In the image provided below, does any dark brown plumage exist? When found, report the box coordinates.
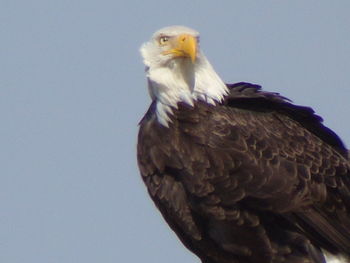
[137,82,350,263]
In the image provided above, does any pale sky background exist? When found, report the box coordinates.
[1,1,350,263]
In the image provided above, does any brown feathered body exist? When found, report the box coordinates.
[137,82,350,263]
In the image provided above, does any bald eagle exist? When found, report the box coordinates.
[137,26,350,263]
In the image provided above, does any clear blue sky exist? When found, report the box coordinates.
[1,1,350,263]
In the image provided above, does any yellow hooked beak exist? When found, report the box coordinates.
[162,34,197,63]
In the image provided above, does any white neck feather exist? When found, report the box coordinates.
[145,52,228,127]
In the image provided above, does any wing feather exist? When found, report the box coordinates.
[137,82,350,262]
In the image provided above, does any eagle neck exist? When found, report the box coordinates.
[147,53,228,127]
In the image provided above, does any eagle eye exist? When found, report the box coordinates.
[159,36,169,45]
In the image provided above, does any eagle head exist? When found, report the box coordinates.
[140,26,228,127]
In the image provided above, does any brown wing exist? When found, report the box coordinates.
[137,84,350,263]
[206,103,350,251]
